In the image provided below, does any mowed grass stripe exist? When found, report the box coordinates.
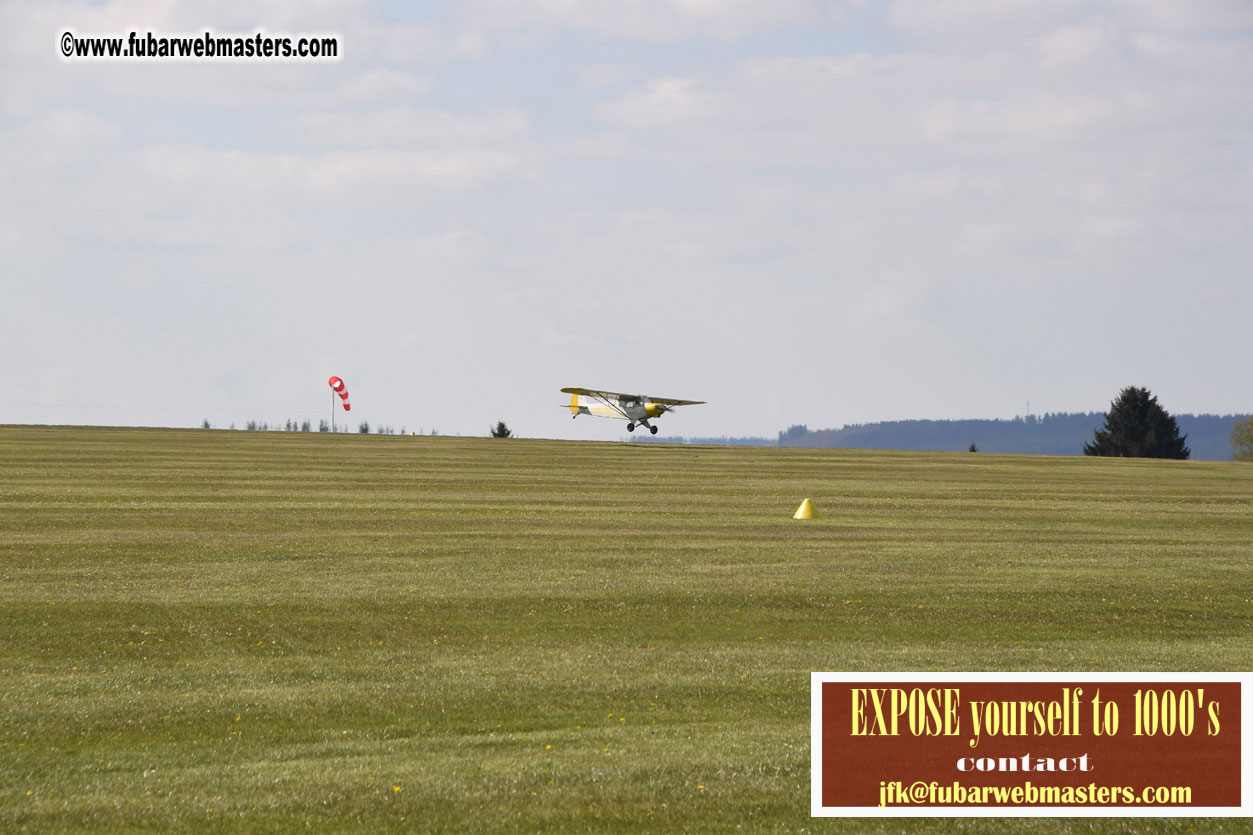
[1,426,1251,833]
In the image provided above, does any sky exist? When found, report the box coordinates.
[3,1,1251,441]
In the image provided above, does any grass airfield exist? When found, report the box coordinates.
[1,425,1251,833]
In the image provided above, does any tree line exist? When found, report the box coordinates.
[201,419,413,435]
[642,388,1249,461]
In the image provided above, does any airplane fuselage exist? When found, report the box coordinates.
[570,395,665,421]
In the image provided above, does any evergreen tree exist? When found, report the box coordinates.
[490,421,512,438]
[1084,386,1189,459]
[1231,416,1253,462]
[778,424,809,444]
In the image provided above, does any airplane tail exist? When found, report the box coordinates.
[569,392,580,415]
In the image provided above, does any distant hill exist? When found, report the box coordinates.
[638,413,1248,461]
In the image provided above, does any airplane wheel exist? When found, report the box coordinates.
[649,425,658,435]
[626,423,635,432]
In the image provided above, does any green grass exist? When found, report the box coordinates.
[1,426,1251,833]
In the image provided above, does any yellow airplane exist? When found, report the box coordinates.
[562,387,705,435]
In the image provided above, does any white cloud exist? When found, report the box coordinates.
[137,144,520,192]
[460,0,864,41]
[577,62,640,89]
[890,0,1253,47]
[350,19,488,63]
[596,76,716,129]
[1040,19,1113,66]
[889,0,1083,40]
[289,107,529,150]
[317,68,434,106]
[1108,0,1253,31]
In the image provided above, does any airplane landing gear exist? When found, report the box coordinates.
[649,425,658,435]
[626,422,635,432]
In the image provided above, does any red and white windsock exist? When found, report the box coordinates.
[328,376,351,411]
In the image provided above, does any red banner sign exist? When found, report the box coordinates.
[811,672,1251,817]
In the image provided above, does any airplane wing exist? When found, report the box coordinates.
[561,388,704,406]
[561,387,643,403]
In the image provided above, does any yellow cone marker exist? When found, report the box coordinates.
[793,498,819,519]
